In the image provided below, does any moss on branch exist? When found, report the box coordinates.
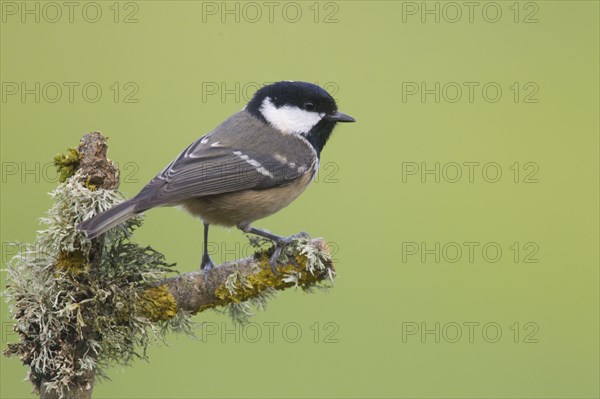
[53,147,80,183]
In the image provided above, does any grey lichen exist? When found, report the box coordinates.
[2,172,185,398]
[38,170,132,255]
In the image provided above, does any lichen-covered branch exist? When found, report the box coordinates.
[3,132,336,399]
[39,132,121,399]
[140,238,335,323]
[3,132,147,399]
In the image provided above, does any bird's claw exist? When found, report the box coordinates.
[201,254,216,282]
[269,246,282,275]
[268,232,311,275]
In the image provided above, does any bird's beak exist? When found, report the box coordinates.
[327,111,356,123]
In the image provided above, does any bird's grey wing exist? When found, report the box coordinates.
[132,111,315,211]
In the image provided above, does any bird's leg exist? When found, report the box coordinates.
[200,222,216,276]
[238,224,309,274]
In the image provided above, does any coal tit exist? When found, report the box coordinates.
[78,81,355,273]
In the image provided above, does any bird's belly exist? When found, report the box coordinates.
[179,173,312,227]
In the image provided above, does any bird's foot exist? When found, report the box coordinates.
[269,232,310,275]
[200,253,216,282]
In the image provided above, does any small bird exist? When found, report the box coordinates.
[78,81,355,273]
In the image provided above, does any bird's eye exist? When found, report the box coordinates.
[303,102,316,111]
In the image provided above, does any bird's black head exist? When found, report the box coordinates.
[245,81,355,156]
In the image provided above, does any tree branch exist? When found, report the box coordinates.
[140,238,335,321]
[39,132,119,399]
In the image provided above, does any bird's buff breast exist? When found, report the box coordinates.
[179,172,313,227]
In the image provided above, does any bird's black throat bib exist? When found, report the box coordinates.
[305,119,336,158]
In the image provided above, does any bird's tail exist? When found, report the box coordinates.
[78,200,137,239]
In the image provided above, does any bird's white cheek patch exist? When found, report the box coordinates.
[260,97,324,135]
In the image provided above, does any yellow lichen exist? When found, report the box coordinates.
[84,176,98,191]
[55,250,89,275]
[138,285,178,322]
[53,148,80,182]
[213,250,320,305]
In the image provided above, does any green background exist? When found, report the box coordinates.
[1,1,599,398]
